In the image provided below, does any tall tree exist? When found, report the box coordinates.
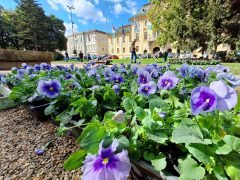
[15,0,48,50]
[148,0,240,54]
[45,15,67,51]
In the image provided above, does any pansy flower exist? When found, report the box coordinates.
[137,70,151,84]
[210,81,237,112]
[111,74,124,84]
[138,81,157,96]
[81,139,131,180]
[37,79,61,98]
[158,71,179,90]
[190,86,217,115]
[112,84,120,94]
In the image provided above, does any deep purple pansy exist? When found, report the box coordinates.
[137,70,151,84]
[190,86,217,115]
[111,74,124,84]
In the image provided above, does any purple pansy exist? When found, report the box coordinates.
[81,139,131,180]
[158,71,179,90]
[210,81,238,112]
[179,63,189,77]
[37,79,61,98]
[34,64,41,71]
[131,65,138,74]
[138,81,157,96]
[190,86,217,115]
[65,74,73,80]
[137,70,151,84]
[40,63,51,70]
[112,84,120,94]
[217,73,240,88]
[35,148,44,155]
[111,74,124,84]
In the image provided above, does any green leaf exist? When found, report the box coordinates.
[58,112,72,124]
[146,131,168,144]
[77,121,106,154]
[149,98,169,111]
[215,143,232,155]
[179,156,205,180]
[151,154,166,172]
[223,135,240,153]
[235,94,240,112]
[117,135,130,150]
[134,107,147,121]
[225,165,240,180]
[213,166,228,180]
[123,97,137,112]
[186,144,215,167]
[130,80,138,94]
[172,120,211,144]
[144,151,156,161]
[44,104,55,115]
[64,150,86,170]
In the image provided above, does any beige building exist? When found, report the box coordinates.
[108,3,164,59]
[67,30,109,57]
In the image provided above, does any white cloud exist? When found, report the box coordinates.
[94,0,99,4]
[64,22,78,36]
[78,19,88,25]
[47,0,106,23]
[113,1,137,16]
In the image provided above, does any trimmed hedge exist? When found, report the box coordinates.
[169,58,221,65]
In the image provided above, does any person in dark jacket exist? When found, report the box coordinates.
[130,40,137,63]
[65,51,69,61]
[79,51,83,61]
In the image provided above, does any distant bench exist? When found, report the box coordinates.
[0,49,53,70]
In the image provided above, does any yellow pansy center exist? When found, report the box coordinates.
[145,87,149,91]
[102,158,109,165]
[116,79,119,83]
[49,87,53,91]
[165,80,169,85]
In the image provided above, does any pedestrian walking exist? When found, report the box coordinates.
[131,40,137,63]
[79,51,83,62]
[65,51,69,62]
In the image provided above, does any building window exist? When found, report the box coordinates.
[129,35,132,42]
[144,32,148,40]
[145,21,147,26]
[102,48,104,51]
[117,37,119,43]
[123,47,125,53]
[129,47,131,52]
[117,48,119,53]
[112,49,114,53]
[123,36,125,43]
[136,33,139,41]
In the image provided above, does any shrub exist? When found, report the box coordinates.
[54,52,64,61]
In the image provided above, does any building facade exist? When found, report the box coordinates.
[66,30,109,57]
[108,3,166,59]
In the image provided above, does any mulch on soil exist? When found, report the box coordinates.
[0,107,81,180]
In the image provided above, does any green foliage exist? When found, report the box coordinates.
[148,0,240,52]
[77,121,106,154]
[64,150,86,170]
[0,0,67,51]
[179,156,205,180]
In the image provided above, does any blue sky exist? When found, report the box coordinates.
[0,0,149,35]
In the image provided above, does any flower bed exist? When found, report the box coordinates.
[169,58,221,65]
[1,62,240,179]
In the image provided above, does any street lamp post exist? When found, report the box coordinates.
[67,5,76,56]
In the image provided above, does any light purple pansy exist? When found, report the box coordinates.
[112,84,120,94]
[190,86,217,115]
[138,81,157,96]
[137,70,151,84]
[158,71,179,90]
[37,79,61,98]
[210,81,238,112]
[81,139,131,180]
[35,148,44,155]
